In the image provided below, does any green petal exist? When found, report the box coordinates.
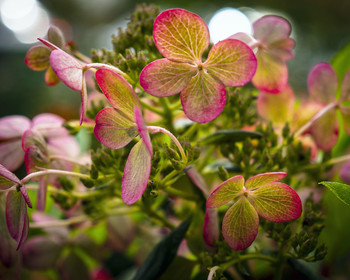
[222,197,259,250]
[25,45,51,71]
[245,172,286,190]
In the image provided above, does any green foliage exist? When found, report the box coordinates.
[319,181,350,206]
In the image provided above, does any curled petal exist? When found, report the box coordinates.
[206,175,244,208]
[20,186,32,208]
[95,69,141,120]
[203,208,219,247]
[24,145,50,175]
[94,108,138,150]
[245,172,287,190]
[181,72,226,123]
[0,163,21,190]
[222,197,259,250]
[139,58,197,97]
[22,129,47,152]
[153,8,209,63]
[121,140,152,205]
[249,182,302,222]
[204,39,257,87]
[50,49,83,91]
[134,107,152,156]
[308,63,338,104]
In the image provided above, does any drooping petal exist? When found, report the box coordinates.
[203,208,219,247]
[204,39,257,87]
[181,72,226,123]
[22,129,47,152]
[307,63,338,104]
[0,141,24,172]
[134,106,152,155]
[95,69,141,120]
[340,106,350,136]
[94,108,138,150]
[24,145,50,175]
[249,182,302,222]
[310,108,339,151]
[121,140,152,205]
[252,52,288,93]
[206,175,244,208]
[340,70,350,103]
[20,186,32,208]
[222,197,259,250]
[257,86,295,124]
[50,49,83,91]
[37,177,48,211]
[38,38,60,50]
[31,113,68,138]
[139,58,197,97]
[245,172,287,190]
[153,8,210,63]
[24,45,51,71]
[80,71,88,125]
[44,66,60,86]
[0,115,31,140]
[5,190,29,250]
[0,163,21,190]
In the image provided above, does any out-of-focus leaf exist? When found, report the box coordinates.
[204,160,242,173]
[331,41,350,83]
[159,257,196,280]
[288,259,326,280]
[200,129,262,145]
[84,221,108,246]
[133,218,191,280]
[58,251,90,280]
[319,181,350,206]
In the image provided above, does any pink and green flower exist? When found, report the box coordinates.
[140,8,257,123]
[206,172,302,250]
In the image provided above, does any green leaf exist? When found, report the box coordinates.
[319,181,350,206]
[200,129,262,145]
[133,218,191,280]
[159,257,196,280]
[331,41,350,82]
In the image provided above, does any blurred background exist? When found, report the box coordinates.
[1,0,350,120]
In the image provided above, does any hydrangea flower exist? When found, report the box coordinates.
[140,8,257,123]
[206,172,302,250]
[94,69,153,205]
[230,16,294,93]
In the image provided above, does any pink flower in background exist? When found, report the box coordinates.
[206,172,302,250]
[140,8,257,123]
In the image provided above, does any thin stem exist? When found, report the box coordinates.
[147,208,175,229]
[208,266,220,280]
[327,153,350,165]
[148,126,187,163]
[159,98,176,133]
[294,102,337,138]
[163,186,198,201]
[220,253,276,271]
[21,169,90,184]
[85,63,133,84]
[26,184,99,199]
[30,215,88,228]
[140,100,164,116]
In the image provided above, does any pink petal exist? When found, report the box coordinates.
[47,25,65,48]
[24,145,50,175]
[252,52,288,93]
[80,72,88,125]
[31,113,68,138]
[121,140,152,205]
[24,45,51,71]
[47,135,80,158]
[307,63,338,104]
[310,108,339,151]
[291,101,324,133]
[340,161,350,184]
[245,172,287,190]
[0,163,21,190]
[134,106,152,156]
[204,39,257,87]
[37,177,48,211]
[94,108,138,150]
[222,197,259,250]
[249,182,302,222]
[95,69,141,121]
[153,8,209,63]
[0,141,25,171]
[139,58,197,97]
[6,190,29,250]
[185,165,210,197]
[206,175,244,208]
[257,86,295,125]
[0,115,31,140]
[228,32,256,47]
[20,185,32,208]
[340,106,350,136]
[22,129,47,152]
[38,38,60,50]
[203,208,219,247]
[50,49,83,91]
[181,72,226,123]
[340,70,350,103]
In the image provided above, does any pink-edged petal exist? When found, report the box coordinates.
[206,175,244,208]
[203,208,219,247]
[0,163,21,190]
[228,33,256,47]
[94,108,138,150]
[47,135,80,158]
[134,106,152,156]
[0,141,24,171]
[340,70,350,102]
[222,197,259,250]
[79,72,88,125]
[307,63,338,104]
[50,49,83,91]
[37,177,48,211]
[153,8,209,63]
[245,172,286,190]
[185,165,210,197]
[24,145,50,175]
[139,58,197,97]
[20,186,32,208]
[38,38,60,50]
[0,115,31,140]
[44,66,60,86]
[249,182,302,222]
[95,69,141,120]
[310,108,339,151]
[121,139,152,205]
[6,190,29,250]
[24,45,51,71]
[340,106,350,136]
[252,52,288,93]
[204,39,257,87]
[181,72,226,123]
[257,86,295,124]
[32,113,68,138]
[22,129,47,152]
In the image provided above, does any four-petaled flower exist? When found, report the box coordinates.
[206,172,302,250]
[140,8,257,123]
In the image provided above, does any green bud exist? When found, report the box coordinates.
[299,238,318,258]
[170,158,184,171]
[314,244,327,261]
[59,176,74,192]
[164,145,180,160]
[218,166,229,181]
[281,225,292,240]
[282,123,290,139]
[80,178,95,188]
[90,164,99,180]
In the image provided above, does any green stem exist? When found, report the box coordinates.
[182,122,199,139]
[163,186,198,201]
[147,208,175,229]
[220,253,276,271]
[50,155,88,167]
[30,215,88,228]
[140,100,164,116]
[159,98,176,133]
[21,169,90,184]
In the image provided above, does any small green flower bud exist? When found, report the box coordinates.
[314,244,327,261]
[80,178,95,188]
[218,166,229,181]
[59,176,74,192]
[90,164,99,180]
